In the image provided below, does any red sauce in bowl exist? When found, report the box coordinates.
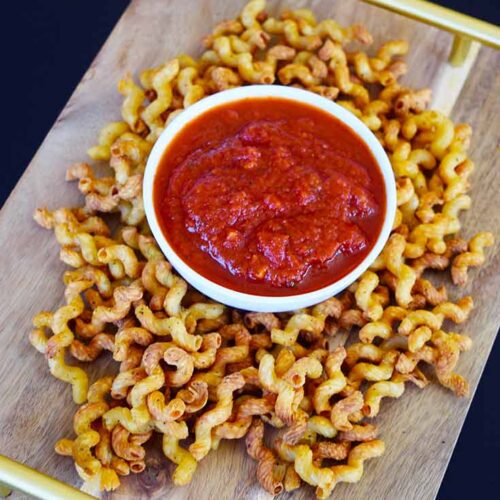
[153,97,386,296]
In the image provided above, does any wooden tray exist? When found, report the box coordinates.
[0,1,498,499]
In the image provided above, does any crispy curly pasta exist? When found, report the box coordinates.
[246,418,284,495]
[363,372,427,417]
[451,232,494,286]
[325,440,385,496]
[135,303,202,351]
[162,429,197,486]
[31,0,494,497]
[189,372,245,460]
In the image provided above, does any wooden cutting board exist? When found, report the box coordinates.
[0,1,498,499]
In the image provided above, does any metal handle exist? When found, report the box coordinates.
[362,0,500,66]
[0,454,95,500]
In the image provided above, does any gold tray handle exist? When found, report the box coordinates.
[0,454,95,500]
[363,0,500,66]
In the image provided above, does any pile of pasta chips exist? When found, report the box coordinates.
[29,0,494,497]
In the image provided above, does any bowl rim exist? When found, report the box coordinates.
[143,85,396,313]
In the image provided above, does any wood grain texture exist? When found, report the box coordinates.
[0,1,498,499]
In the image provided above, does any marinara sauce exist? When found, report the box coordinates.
[154,97,386,296]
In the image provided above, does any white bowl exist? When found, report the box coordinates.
[143,85,396,313]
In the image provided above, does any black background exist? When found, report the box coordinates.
[3,1,499,499]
